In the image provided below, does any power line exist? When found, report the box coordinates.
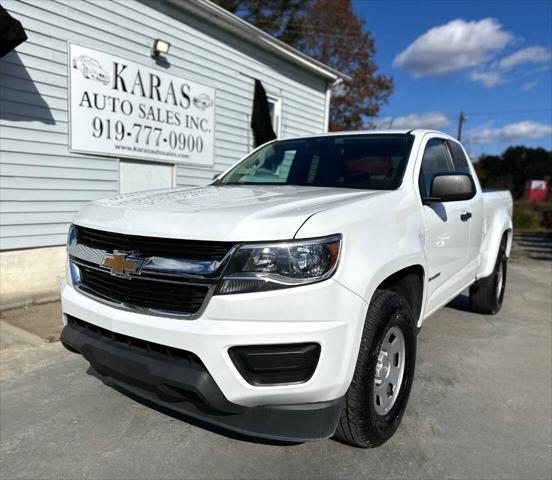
[465,108,552,116]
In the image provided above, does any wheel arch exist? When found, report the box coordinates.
[375,265,425,327]
[501,228,512,254]
[479,209,513,279]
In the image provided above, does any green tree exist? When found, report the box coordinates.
[297,0,392,130]
[476,146,552,198]
[213,0,308,46]
[213,0,393,131]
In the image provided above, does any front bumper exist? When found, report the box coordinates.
[61,279,367,441]
[61,316,343,442]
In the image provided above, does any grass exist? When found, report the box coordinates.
[513,200,552,232]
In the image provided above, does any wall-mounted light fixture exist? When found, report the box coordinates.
[151,38,171,58]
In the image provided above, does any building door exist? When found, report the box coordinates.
[119,160,174,194]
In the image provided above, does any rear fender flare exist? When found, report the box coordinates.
[479,210,512,279]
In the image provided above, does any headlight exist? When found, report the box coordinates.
[66,225,80,286]
[67,224,77,247]
[66,260,81,287]
[217,235,341,294]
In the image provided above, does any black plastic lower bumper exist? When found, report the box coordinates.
[60,316,343,442]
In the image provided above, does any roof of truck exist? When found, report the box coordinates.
[279,129,457,141]
[309,129,448,136]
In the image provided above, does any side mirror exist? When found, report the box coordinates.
[424,173,475,204]
[211,173,222,185]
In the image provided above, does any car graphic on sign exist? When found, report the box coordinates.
[193,93,213,110]
[72,55,110,85]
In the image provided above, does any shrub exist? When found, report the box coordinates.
[514,201,552,231]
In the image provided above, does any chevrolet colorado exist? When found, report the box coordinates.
[61,130,513,447]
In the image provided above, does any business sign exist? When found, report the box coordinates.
[68,43,215,166]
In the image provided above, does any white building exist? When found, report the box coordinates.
[0,0,347,308]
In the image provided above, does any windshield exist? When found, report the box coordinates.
[219,134,414,190]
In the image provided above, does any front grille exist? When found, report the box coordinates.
[76,226,234,261]
[66,315,204,366]
[78,265,209,315]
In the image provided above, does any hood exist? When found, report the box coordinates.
[74,185,386,241]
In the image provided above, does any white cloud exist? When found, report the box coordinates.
[468,71,504,87]
[469,46,552,87]
[465,121,552,144]
[393,18,512,77]
[497,46,551,70]
[376,112,450,130]
[521,80,539,91]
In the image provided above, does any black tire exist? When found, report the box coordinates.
[334,290,417,448]
[470,247,507,314]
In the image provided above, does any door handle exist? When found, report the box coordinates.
[460,211,472,222]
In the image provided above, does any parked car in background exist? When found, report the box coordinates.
[61,130,513,447]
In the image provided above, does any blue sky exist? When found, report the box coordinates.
[353,0,552,157]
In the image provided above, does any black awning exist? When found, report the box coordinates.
[0,5,27,58]
[250,79,276,148]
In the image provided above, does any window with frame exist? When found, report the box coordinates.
[220,134,414,190]
[267,95,282,137]
[418,138,454,199]
[447,140,472,176]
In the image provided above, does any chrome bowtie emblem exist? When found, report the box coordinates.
[101,251,143,278]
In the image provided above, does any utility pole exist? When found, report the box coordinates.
[457,111,467,141]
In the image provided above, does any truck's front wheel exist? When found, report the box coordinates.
[334,290,416,448]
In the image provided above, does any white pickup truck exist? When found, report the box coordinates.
[61,130,513,447]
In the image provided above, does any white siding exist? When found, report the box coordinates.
[0,0,328,250]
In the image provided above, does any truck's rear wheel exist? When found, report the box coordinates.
[334,290,416,448]
[470,247,507,314]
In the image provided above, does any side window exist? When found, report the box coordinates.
[447,140,472,175]
[418,138,454,199]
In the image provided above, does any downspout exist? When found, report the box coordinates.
[324,78,343,133]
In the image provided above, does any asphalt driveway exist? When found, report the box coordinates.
[1,258,550,480]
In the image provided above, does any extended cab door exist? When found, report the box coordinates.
[446,139,485,275]
[418,136,472,314]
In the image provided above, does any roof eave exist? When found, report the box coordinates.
[167,0,351,83]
